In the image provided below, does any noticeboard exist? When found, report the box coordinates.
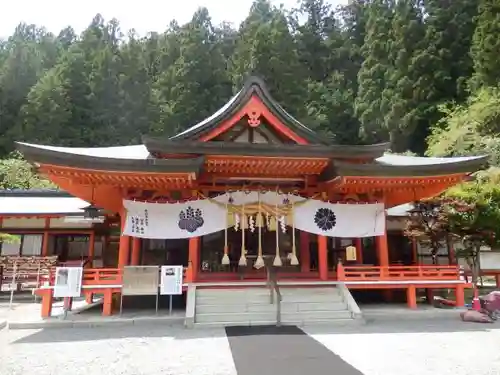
[160,265,183,295]
[122,266,159,296]
[53,267,83,298]
[345,246,357,261]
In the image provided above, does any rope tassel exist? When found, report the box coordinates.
[254,194,265,269]
[221,201,230,265]
[273,195,282,267]
[239,206,247,266]
[289,200,299,265]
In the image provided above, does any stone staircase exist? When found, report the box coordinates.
[189,285,362,327]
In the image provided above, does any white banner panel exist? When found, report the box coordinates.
[160,265,184,295]
[123,195,385,239]
[293,201,385,238]
[123,199,226,239]
[53,267,83,298]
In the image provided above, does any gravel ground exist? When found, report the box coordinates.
[0,325,237,375]
[1,320,499,375]
[306,320,500,375]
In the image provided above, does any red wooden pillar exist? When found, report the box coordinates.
[406,286,417,309]
[118,211,130,267]
[85,232,96,304]
[318,235,328,281]
[354,238,363,264]
[376,231,391,301]
[130,237,141,266]
[41,289,54,318]
[189,237,200,282]
[411,237,418,264]
[42,218,50,256]
[88,231,95,262]
[300,231,310,273]
[376,232,389,267]
[455,285,465,307]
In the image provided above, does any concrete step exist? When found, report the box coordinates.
[281,294,343,303]
[279,287,339,295]
[196,288,270,297]
[195,301,347,314]
[196,312,275,324]
[196,303,275,314]
[193,321,278,328]
[193,287,355,327]
[295,301,347,312]
[193,318,362,329]
[196,295,272,305]
[281,310,352,322]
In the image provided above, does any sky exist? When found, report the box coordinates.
[0,0,345,38]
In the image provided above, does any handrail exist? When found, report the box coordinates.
[265,262,282,327]
[274,278,282,327]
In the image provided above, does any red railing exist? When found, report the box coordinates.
[43,266,188,288]
[82,268,122,285]
[338,264,461,282]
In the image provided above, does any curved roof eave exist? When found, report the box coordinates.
[168,76,327,144]
[143,137,390,159]
[376,153,489,166]
[16,142,204,174]
[333,155,489,178]
[16,142,150,159]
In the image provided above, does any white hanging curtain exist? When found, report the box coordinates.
[122,194,385,239]
[293,201,385,238]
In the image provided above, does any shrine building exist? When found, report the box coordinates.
[6,76,488,324]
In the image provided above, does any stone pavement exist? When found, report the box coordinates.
[1,319,499,375]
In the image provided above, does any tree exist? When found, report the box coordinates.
[0,151,55,189]
[230,0,306,117]
[382,0,426,152]
[404,198,453,264]
[0,23,63,154]
[152,8,232,136]
[426,87,500,166]
[406,173,500,291]
[355,0,393,144]
[470,0,500,89]
[445,171,500,286]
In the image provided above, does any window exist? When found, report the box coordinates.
[21,235,43,256]
[1,241,21,256]
[0,234,43,256]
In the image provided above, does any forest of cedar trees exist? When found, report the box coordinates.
[2,0,500,189]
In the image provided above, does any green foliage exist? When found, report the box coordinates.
[355,0,393,144]
[426,88,500,164]
[444,174,500,282]
[0,233,20,244]
[0,0,491,155]
[0,151,55,189]
[446,170,500,246]
[470,0,500,89]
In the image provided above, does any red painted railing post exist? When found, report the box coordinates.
[185,261,193,283]
[337,260,345,281]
